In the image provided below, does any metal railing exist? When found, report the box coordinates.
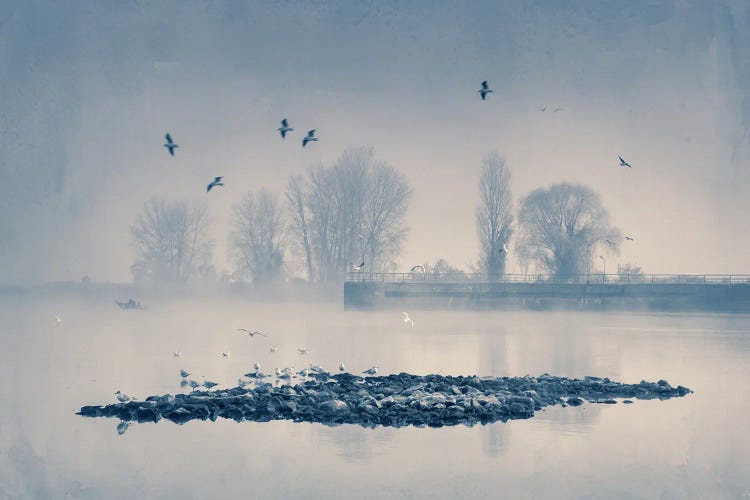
[345,272,750,285]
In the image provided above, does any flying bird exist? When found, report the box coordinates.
[298,347,310,355]
[207,177,224,192]
[605,239,615,246]
[352,262,365,271]
[402,312,414,327]
[179,369,190,378]
[618,156,632,168]
[540,106,546,112]
[54,315,63,325]
[302,129,318,147]
[173,350,182,358]
[625,236,635,241]
[163,133,178,156]
[115,391,134,403]
[278,118,293,139]
[222,350,230,358]
[554,108,562,112]
[269,345,279,353]
[237,328,267,337]
[410,265,425,273]
[498,244,510,254]
[363,366,379,376]
[478,80,493,100]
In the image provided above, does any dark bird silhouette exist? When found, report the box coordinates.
[478,80,493,100]
[302,129,318,147]
[163,133,178,156]
[605,239,615,246]
[618,156,632,168]
[278,118,293,139]
[625,236,634,241]
[410,265,425,273]
[207,177,224,192]
[540,106,546,112]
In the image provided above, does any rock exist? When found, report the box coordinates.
[567,397,584,406]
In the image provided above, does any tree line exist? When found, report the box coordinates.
[129,146,627,285]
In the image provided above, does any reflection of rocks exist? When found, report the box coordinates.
[482,422,510,458]
[78,374,691,429]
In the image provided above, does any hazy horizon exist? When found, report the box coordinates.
[2,1,750,285]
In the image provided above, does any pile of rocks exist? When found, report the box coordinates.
[78,373,691,428]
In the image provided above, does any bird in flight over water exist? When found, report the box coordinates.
[410,265,425,273]
[278,118,293,138]
[498,244,510,254]
[625,236,635,241]
[164,133,178,156]
[352,262,365,271]
[207,176,224,192]
[618,156,632,168]
[478,80,493,100]
[298,347,310,355]
[605,239,615,246]
[302,129,318,147]
[237,329,267,337]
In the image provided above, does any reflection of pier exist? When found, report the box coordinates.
[344,273,750,312]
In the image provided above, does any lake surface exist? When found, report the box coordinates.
[1,294,749,499]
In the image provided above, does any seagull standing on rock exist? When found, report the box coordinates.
[478,80,493,100]
[363,366,379,376]
[278,118,293,139]
[163,133,178,156]
[115,391,134,403]
[339,362,346,372]
[207,177,224,192]
[202,380,218,389]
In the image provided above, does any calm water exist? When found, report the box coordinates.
[1,294,750,499]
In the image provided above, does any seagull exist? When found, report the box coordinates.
[302,129,318,147]
[478,80,493,100]
[188,380,201,390]
[498,244,510,254]
[115,391,134,403]
[298,347,310,355]
[179,369,190,378]
[278,118,293,139]
[116,421,130,435]
[180,380,189,388]
[222,350,230,358]
[363,366,379,376]
[309,364,326,374]
[238,378,251,387]
[605,239,615,246]
[163,133,178,156]
[54,315,63,324]
[352,262,365,271]
[339,362,346,372]
[237,328,267,337]
[202,380,218,389]
[173,350,182,358]
[554,108,562,112]
[410,265,425,273]
[207,177,224,192]
[253,361,261,371]
[402,312,414,327]
[540,106,547,112]
[625,236,635,241]
[297,368,311,377]
[269,345,279,353]
[618,156,632,168]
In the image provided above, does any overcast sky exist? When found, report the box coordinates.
[1,1,749,284]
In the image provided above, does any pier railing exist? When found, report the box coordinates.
[345,273,750,285]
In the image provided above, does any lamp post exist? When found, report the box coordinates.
[599,255,606,283]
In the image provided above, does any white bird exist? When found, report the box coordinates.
[188,380,201,390]
[54,315,63,324]
[625,236,635,241]
[253,361,261,371]
[302,129,318,147]
[115,390,134,403]
[238,378,251,387]
[352,262,365,271]
[116,421,130,435]
[207,176,224,192]
[269,345,279,353]
[478,80,493,100]
[202,380,218,389]
[362,366,379,376]
[173,350,182,358]
[498,244,510,254]
[278,118,293,139]
[297,368,310,377]
[618,156,632,168]
[163,133,178,156]
[402,312,414,327]
[237,328,267,337]
[339,362,346,372]
[298,347,310,355]
[309,364,325,374]
[222,350,230,358]
[179,369,190,378]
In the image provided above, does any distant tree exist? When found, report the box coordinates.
[287,147,412,282]
[476,153,513,278]
[424,258,466,277]
[516,183,620,278]
[617,263,643,278]
[230,189,287,284]
[130,197,213,283]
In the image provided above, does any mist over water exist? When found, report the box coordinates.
[1,295,750,498]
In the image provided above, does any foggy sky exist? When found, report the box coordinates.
[2,0,749,284]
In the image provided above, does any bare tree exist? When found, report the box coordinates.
[230,189,287,284]
[476,153,513,277]
[130,197,213,283]
[288,147,412,282]
[516,183,620,279]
